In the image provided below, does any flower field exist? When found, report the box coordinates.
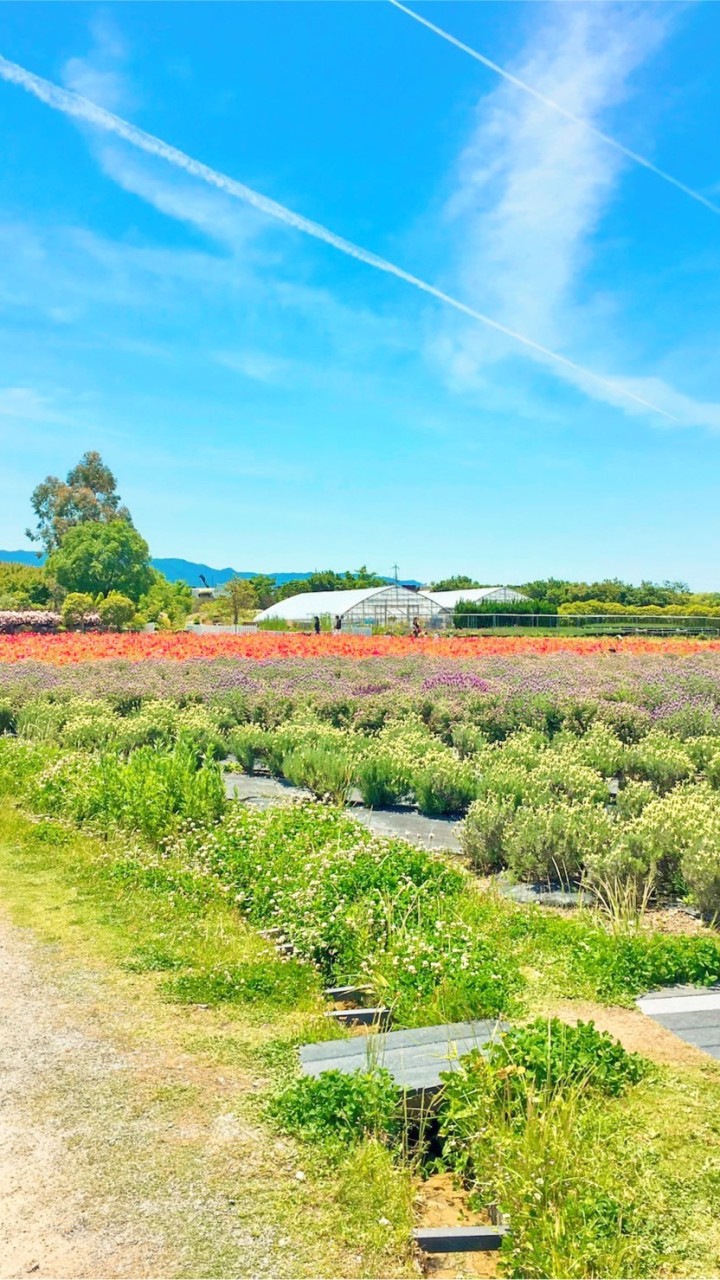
[2,635,720,1275]
[2,629,720,664]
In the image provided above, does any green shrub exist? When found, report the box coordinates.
[227,726,269,774]
[0,698,16,734]
[61,592,96,630]
[282,745,355,803]
[615,779,655,819]
[461,794,514,872]
[270,1069,401,1147]
[595,701,652,743]
[624,732,695,792]
[438,1022,651,1279]
[355,754,405,808]
[504,801,614,885]
[98,591,136,632]
[488,1017,647,1099]
[30,742,226,842]
[413,762,478,816]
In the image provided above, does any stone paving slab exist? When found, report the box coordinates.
[637,987,720,1060]
[300,1019,505,1091]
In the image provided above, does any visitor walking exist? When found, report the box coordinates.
[334,615,342,632]
[313,616,321,635]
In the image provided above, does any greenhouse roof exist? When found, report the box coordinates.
[425,586,529,608]
[256,584,432,621]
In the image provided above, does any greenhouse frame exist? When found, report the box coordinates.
[255,585,447,628]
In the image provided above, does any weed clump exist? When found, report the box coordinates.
[270,1068,401,1148]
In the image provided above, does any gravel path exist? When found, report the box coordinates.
[0,915,167,1280]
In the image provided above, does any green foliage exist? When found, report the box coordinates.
[413,762,478,816]
[222,576,258,624]
[429,575,481,592]
[0,699,16,734]
[355,754,405,807]
[439,1022,651,1278]
[520,576,715,610]
[28,450,132,554]
[487,1018,647,1099]
[165,957,318,1009]
[282,745,355,803]
[61,591,96,629]
[273,566,386,603]
[0,561,50,609]
[504,801,614,885]
[227,725,269,774]
[98,591,136,631]
[270,1069,401,1148]
[47,520,153,602]
[138,571,193,627]
[191,801,518,1024]
[29,742,226,842]
[441,1076,651,1279]
[461,795,515,873]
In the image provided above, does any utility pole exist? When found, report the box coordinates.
[391,563,400,582]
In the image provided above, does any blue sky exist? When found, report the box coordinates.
[1,1,719,585]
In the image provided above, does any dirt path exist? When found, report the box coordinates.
[0,914,170,1279]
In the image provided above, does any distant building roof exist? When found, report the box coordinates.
[256,584,445,622]
[425,586,529,608]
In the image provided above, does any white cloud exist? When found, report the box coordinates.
[215,349,295,384]
[62,13,133,113]
[436,2,720,429]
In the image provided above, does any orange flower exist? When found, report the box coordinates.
[0,632,719,665]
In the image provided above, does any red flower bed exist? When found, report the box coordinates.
[0,632,719,665]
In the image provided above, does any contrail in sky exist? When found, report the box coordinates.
[388,0,720,218]
[0,52,677,421]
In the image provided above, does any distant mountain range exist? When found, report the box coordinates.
[0,550,420,590]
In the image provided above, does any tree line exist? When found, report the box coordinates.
[2,453,716,629]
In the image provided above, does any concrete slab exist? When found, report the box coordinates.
[637,986,720,1060]
[300,1019,505,1091]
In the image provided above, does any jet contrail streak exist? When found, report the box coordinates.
[388,0,720,218]
[0,52,677,421]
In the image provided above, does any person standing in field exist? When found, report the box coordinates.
[412,616,422,639]
[334,615,342,632]
[313,616,321,635]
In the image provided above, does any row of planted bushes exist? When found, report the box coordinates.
[3,691,720,909]
[3,678,720,743]
[0,591,148,633]
[0,610,75,633]
[3,735,720,1017]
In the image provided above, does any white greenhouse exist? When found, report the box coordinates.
[255,585,446,629]
[425,586,529,609]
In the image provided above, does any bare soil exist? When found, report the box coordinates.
[414,1174,498,1280]
[542,997,717,1068]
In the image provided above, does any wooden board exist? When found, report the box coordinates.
[300,1019,505,1091]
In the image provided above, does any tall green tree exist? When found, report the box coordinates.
[47,521,153,602]
[248,575,278,610]
[138,572,193,627]
[223,577,258,624]
[275,567,385,602]
[27,451,132,554]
